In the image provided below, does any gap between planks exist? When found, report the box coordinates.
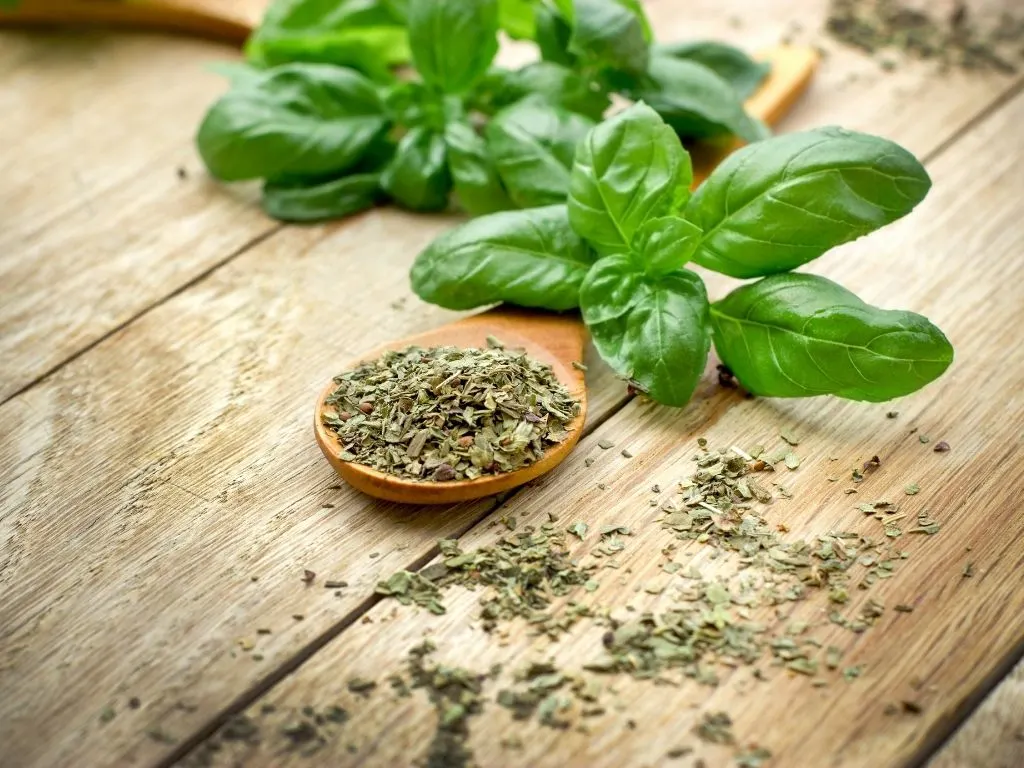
[156,75,1024,768]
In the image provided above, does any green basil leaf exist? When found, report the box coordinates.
[261,172,383,222]
[655,40,770,100]
[487,97,595,209]
[473,63,610,120]
[381,127,452,211]
[535,1,575,66]
[628,55,765,143]
[408,0,499,93]
[411,204,596,310]
[686,126,932,278]
[581,255,711,406]
[196,64,388,182]
[568,102,692,256]
[710,273,953,401]
[246,0,409,79]
[444,121,514,216]
[500,0,536,39]
[569,0,649,75]
[634,216,702,275]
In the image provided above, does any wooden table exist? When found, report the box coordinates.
[2,2,1023,767]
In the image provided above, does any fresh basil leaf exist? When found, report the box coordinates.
[655,40,770,100]
[381,127,452,211]
[569,0,649,75]
[710,273,954,401]
[686,126,932,278]
[568,102,692,256]
[262,172,383,222]
[634,216,702,275]
[487,97,595,209]
[500,0,536,39]
[535,1,575,66]
[411,204,596,310]
[408,0,499,93]
[246,0,409,80]
[444,121,514,216]
[628,55,765,143]
[196,64,388,182]
[580,255,711,406]
[473,63,610,120]
[383,81,463,130]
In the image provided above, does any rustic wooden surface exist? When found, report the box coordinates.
[1,1,1022,768]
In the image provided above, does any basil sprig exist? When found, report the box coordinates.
[411,103,953,408]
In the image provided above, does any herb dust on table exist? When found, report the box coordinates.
[322,338,579,482]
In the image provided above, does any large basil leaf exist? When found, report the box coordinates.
[381,127,452,211]
[444,121,514,216]
[408,0,499,93]
[686,127,932,278]
[246,0,409,80]
[568,103,692,256]
[473,63,610,121]
[411,204,596,310]
[655,40,770,100]
[628,55,765,143]
[196,64,388,182]
[535,1,575,66]
[487,98,595,209]
[262,172,383,221]
[569,0,650,75]
[633,216,702,275]
[710,273,954,401]
[580,255,711,406]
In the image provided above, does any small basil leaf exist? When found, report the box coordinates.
[569,0,649,76]
[444,121,514,216]
[262,172,383,222]
[568,102,693,256]
[473,63,610,121]
[411,204,596,311]
[196,64,388,182]
[487,97,595,209]
[710,273,953,401]
[381,127,452,211]
[535,1,575,66]
[499,0,536,39]
[408,0,499,93]
[634,216,702,275]
[628,55,765,143]
[686,126,932,278]
[581,256,712,406]
[655,40,770,100]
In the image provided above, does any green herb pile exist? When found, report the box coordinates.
[412,102,955,408]
[195,0,771,222]
[322,341,579,481]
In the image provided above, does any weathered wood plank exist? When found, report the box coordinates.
[173,85,1024,768]
[2,3,1021,767]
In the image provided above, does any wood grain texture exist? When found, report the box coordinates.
[176,85,1024,768]
[1,2,1022,767]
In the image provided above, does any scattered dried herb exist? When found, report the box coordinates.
[322,341,579,481]
[933,441,950,453]
[694,711,736,745]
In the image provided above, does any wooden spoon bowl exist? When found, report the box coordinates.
[314,308,587,505]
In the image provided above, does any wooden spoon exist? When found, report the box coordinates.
[316,47,819,504]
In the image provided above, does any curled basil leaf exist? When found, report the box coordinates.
[710,273,954,401]
[568,102,692,256]
[655,40,770,100]
[580,255,711,406]
[444,121,514,216]
[633,216,702,275]
[262,172,383,222]
[411,204,596,311]
[487,97,595,209]
[569,0,650,75]
[686,126,932,278]
[408,0,499,94]
[381,127,451,211]
[627,55,765,143]
[196,64,388,182]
